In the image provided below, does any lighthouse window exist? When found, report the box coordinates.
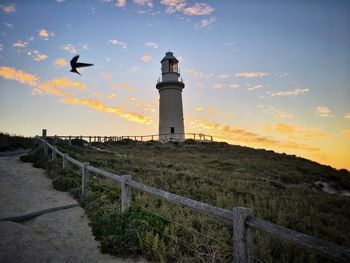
[171,127,175,134]
[169,61,178,73]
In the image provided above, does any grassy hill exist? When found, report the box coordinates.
[23,138,350,262]
[0,132,34,152]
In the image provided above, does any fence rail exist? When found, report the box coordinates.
[46,132,213,145]
[36,131,350,263]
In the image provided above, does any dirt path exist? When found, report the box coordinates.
[0,155,145,263]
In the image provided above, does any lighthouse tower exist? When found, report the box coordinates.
[156,52,185,142]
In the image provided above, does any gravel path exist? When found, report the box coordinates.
[0,155,145,263]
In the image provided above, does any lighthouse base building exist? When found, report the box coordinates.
[156,52,185,142]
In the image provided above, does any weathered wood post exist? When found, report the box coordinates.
[88,136,91,146]
[232,207,253,263]
[82,162,89,197]
[121,175,131,213]
[211,136,213,141]
[68,136,72,146]
[151,135,154,141]
[54,135,58,145]
[52,147,57,161]
[62,154,68,170]
[193,133,196,139]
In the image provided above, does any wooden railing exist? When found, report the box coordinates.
[46,132,213,145]
[36,134,350,263]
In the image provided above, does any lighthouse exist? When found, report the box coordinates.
[156,52,185,142]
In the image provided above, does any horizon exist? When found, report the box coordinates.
[0,0,349,170]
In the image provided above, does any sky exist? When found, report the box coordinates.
[0,0,349,170]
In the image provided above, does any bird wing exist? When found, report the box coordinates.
[75,63,94,68]
[70,55,80,67]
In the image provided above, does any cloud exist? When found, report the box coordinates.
[271,123,327,138]
[184,3,214,15]
[27,50,48,61]
[4,22,13,28]
[0,43,2,52]
[342,130,350,137]
[60,44,77,54]
[235,72,268,78]
[145,41,158,48]
[101,73,113,79]
[107,93,116,99]
[187,69,214,79]
[195,107,204,111]
[56,0,65,2]
[218,74,230,79]
[314,106,331,117]
[259,105,293,119]
[228,83,240,89]
[33,78,87,97]
[130,66,140,72]
[212,83,223,89]
[13,40,29,49]
[268,88,309,97]
[247,84,263,91]
[117,0,126,7]
[344,113,350,120]
[196,82,205,88]
[141,55,153,62]
[133,0,153,8]
[160,0,214,16]
[225,42,236,46]
[196,16,216,28]
[53,58,67,67]
[109,39,127,49]
[1,4,15,13]
[38,29,54,40]
[108,82,134,91]
[0,66,39,86]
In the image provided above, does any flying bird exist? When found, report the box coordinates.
[70,55,93,75]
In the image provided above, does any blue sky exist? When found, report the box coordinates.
[0,0,349,169]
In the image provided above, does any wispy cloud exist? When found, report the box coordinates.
[4,22,13,28]
[268,88,309,97]
[342,130,350,137]
[212,83,223,89]
[27,50,48,61]
[60,44,77,54]
[130,66,140,72]
[218,74,230,79]
[235,72,268,78]
[33,78,87,97]
[160,0,214,16]
[269,122,327,138]
[141,55,153,62]
[133,0,153,8]
[109,39,127,49]
[100,73,113,79]
[13,40,29,49]
[228,83,240,89]
[344,113,350,120]
[53,58,67,67]
[117,0,126,7]
[0,66,39,86]
[196,17,216,28]
[107,93,116,99]
[145,41,158,48]
[259,105,293,119]
[37,29,54,40]
[1,4,15,14]
[187,69,214,79]
[314,106,331,117]
[247,84,263,91]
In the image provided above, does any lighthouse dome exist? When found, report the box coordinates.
[161,52,178,63]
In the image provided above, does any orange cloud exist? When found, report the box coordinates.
[33,78,87,97]
[314,106,331,117]
[267,122,327,139]
[259,105,293,119]
[53,58,67,67]
[2,4,15,13]
[235,72,268,78]
[107,93,116,99]
[101,73,113,79]
[342,130,350,137]
[187,69,214,79]
[62,97,151,124]
[344,113,350,120]
[184,3,214,15]
[38,29,53,40]
[0,66,39,86]
[27,50,48,61]
[141,55,153,62]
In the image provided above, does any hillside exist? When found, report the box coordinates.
[24,138,350,262]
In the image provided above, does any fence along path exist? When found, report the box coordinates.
[37,135,350,263]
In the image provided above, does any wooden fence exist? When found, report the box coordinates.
[37,134,350,263]
[46,132,213,146]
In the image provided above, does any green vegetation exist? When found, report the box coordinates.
[24,138,350,262]
[0,132,35,152]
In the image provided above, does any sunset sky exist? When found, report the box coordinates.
[0,0,349,170]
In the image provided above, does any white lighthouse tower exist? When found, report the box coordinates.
[156,52,185,142]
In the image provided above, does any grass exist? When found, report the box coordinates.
[23,138,350,262]
[0,132,35,152]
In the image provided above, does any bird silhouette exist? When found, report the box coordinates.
[70,55,93,75]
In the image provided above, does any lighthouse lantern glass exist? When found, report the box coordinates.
[169,59,178,73]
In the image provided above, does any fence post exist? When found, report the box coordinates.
[121,175,132,213]
[44,142,48,157]
[232,207,253,263]
[52,147,57,161]
[89,136,91,146]
[62,154,68,170]
[54,135,58,145]
[81,162,89,197]
[68,136,72,146]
